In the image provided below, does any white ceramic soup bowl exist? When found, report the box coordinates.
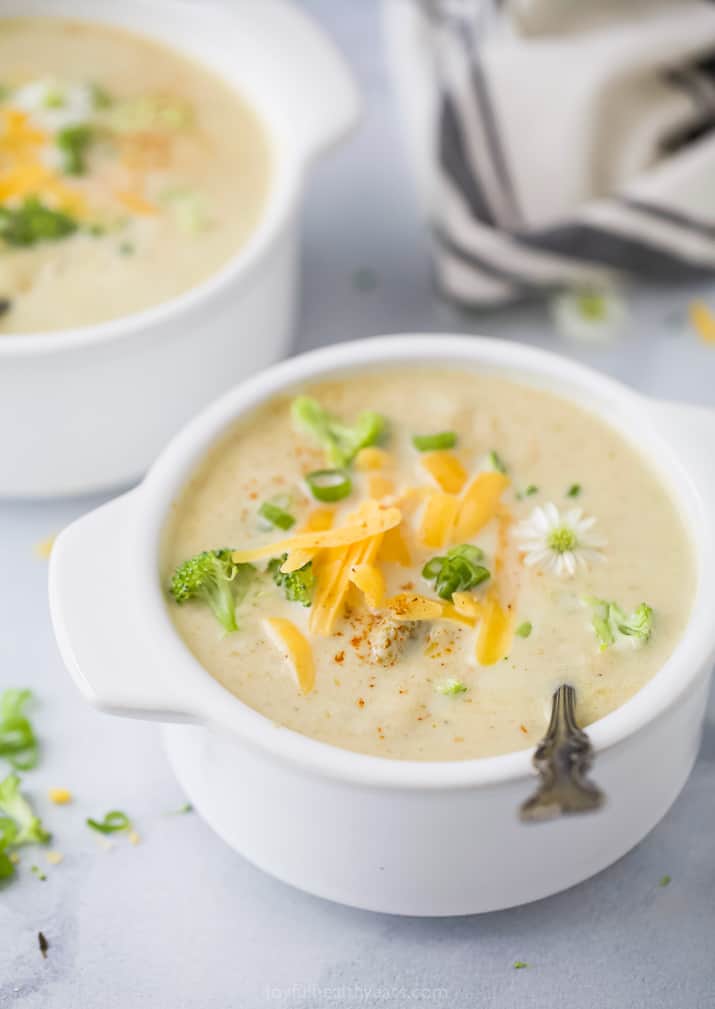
[49,335,715,916]
[0,0,360,498]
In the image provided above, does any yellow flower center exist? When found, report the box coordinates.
[547,526,577,554]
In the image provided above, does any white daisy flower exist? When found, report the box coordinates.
[12,78,95,132]
[550,288,627,345]
[514,503,606,577]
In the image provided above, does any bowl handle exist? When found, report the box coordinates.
[248,0,361,163]
[49,492,198,724]
[647,399,715,505]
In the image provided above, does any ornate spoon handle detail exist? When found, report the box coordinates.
[519,684,605,823]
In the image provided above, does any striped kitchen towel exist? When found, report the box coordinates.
[386,0,715,305]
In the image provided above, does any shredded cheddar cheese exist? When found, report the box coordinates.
[452,471,509,542]
[302,508,334,532]
[232,505,402,565]
[281,548,319,573]
[419,491,460,548]
[265,617,315,693]
[421,451,468,494]
[378,522,412,566]
[355,447,392,470]
[476,593,513,665]
[386,593,475,626]
[387,593,444,621]
[452,592,482,619]
[368,474,395,499]
[689,300,715,344]
[115,188,159,216]
[33,534,56,560]
[0,108,87,215]
[349,563,386,609]
[48,788,72,805]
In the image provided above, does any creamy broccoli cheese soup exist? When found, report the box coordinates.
[164,370,695,761]
[0,18,270,333]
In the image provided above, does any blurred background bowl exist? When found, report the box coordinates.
[0,0,360,498]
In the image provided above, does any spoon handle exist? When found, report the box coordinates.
[519,684,605,823]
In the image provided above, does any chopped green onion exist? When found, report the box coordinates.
[291,396,386,468]
[412,431,457,452]
[258,500,295,531]
[0,774,50,846]
[513,961,529,970]
[515,621,532,638]
[522,485,538,498]
[422,544,489,601]
[0,689,38,771]
[31,864,47,881]
[56,124,93,175]
[566,483,582,498]
[86,810,131,835]
[0,773,50,884]
[659,874,671,887]
[267,555,314,607]
[434,678,468,696]
[91,82,113,109]
[487,450,507,473]
[305,468,352,502]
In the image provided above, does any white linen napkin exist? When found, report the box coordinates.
[385,0,715,304]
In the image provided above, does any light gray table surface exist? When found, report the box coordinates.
[2,2,715,1006]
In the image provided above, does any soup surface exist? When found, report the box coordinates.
[0,17,270,333]
[164,370,695,761]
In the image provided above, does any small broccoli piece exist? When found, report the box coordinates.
[0,774,50,846]
[614,602,653,641]
[0,198,77,247]
[169,550,255,633]
[291,396,386,468]
[267,554,314,607]
[487,450,507,474]
[587,597,653,650]
[422,544,490,601]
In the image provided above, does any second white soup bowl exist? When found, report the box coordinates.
[0,0,359,497]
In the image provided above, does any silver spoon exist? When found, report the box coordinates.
[519,684,605,822]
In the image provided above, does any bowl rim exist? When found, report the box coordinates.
[0,0,297,359]
[130,334,715,790]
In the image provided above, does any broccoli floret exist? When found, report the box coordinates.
[291,396,386,468]
[267,554,314,607]
[169,550,255,633]
[0,774,50,847]
[587,598,654,650]
[0,197,77,247]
